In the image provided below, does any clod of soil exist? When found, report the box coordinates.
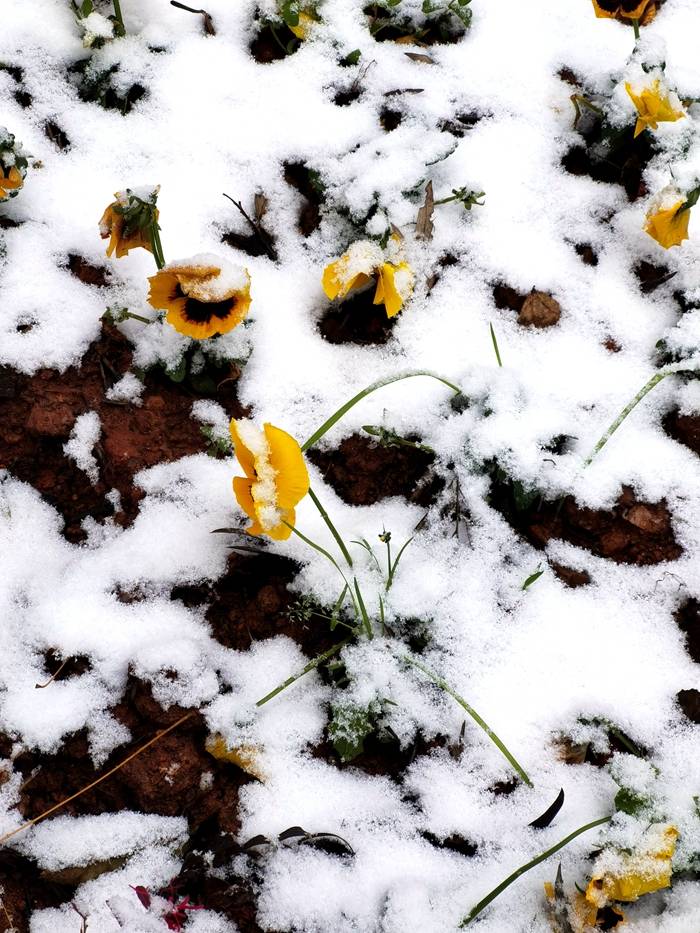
[490,479,682,566]
[551,563,591,588]
[664,409,700,457]
[283,161,323,236]
[675,598,700,664]
[518,291,561,328]
[249,22,300,63]
[308,433,437,506]
[574,242,598,266]
[334,85,363,106]
[379,106,403,131]
[561,124,654,202]
[0,322,242,542]
[67,253,111,286]
[318,287,398,345]
[676,688,700,723]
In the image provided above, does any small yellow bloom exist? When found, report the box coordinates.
[625,79,685,138]
[99,190,159,258]
[206,734,266,780]
[0,165,23,201]
[586,824,679,909]
[322,239,415,318]
[148,255,251,339]
[230,419,309,541]
[545,882,624,931]
[591,0,656,23]
[645,189,690,249]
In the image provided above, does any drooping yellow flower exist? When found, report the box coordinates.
[625,79,685,138]
[99,189,159,258]
[644,188,691,249]
[591,0,657,24]
[322,239,415,318]
[206,734,266,780]
[230,419,309,541]
[0,166,23,201]
[544,882,624,931]
[585,824,679,909]
[148,255,251,339]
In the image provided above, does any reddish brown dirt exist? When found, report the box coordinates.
[0,319,244,542]
[665,410,700,457]
[308,434,439,506]
[490,480,681,565]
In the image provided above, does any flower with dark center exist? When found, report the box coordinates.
[148,254,251,339]
[591,0,657,24]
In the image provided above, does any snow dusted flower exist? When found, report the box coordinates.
[591,0,656,24]
[230,419,309,541]
[148,254,251,339]
[585,823,679,908]
[624,77,685,138]
[0,127,28,201]
[99,186,160,259]
[644,186,691,249]
[322,238,415,318]
[288,10,317,38]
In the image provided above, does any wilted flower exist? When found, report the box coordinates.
[0,127,28,201]
[288,10,316,38]
[322,238,415,318]
[148,255,251,339]
[625,78,685,138]
[230,419,309,540]
[99,186,160,259]
[591,0,657,24]
[644,186,692,249]
[586,823,679,908]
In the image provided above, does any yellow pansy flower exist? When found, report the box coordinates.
[586,824,679,909]
[0,165,23,201]
[148,255,251,339]
[206,734,266,781]
[625,79,685,138]
[289,11,316,39]
[591,0,656,23]
[322,239,415,318]
[99,188,160,259]
[645,187,691,249]
[230,419,309,541]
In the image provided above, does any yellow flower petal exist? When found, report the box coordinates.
[586,824,679,907]
[373,262,412,318]
[625,80,685,138]
[206,735,266,781]
[230,421,257,480]
[645,199,690,249]
[264,423,310,510]
[265,507,296,541]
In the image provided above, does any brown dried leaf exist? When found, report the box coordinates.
[416,181,435,241]
[41,855,128,886]
[518,291,561,328]
[404,52,435,64]
[254,193,269,223]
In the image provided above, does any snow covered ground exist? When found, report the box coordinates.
[0,0,699,930]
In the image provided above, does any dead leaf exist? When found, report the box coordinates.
[416,181,435,241]
[518,291,561,328]
[41,855,128,886]
[404,52,435,64]
[254,193,269,223]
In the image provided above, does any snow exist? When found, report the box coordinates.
[0,0,699,930]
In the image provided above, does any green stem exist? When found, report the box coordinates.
[490,323,503,367]
[301,371,461,453]
[149,223,165,271]
[402,655,532,787]
[583,363,699,466]
[387,536,414,590]
[385,537,392,583]
[112,0,126,35]
[353,577,373,640]
[124,311,155,325]
[308,487,353,569]
[460,816,612,925]
[632,17,640,40]
[255,638,351,706]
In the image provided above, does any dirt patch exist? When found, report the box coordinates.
[308,434,438,506]
[283,161,323,237]
[675,598,700,664]
[489,478,681,565]
[318,288,398,345]
[0,322,244,542]
[664,409,700,457]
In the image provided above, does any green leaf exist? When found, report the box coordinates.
[81,0,94,16]
[341,49,361,67]
[521,568,544,591]
[166,357,187,383]
[614,787,651,816]
[328,702,379,762]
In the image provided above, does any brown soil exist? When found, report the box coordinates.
[308,433,439,506]
[675,598,700,664]
[0,320,244,542]
[283,162,323,237]
[318,287,398,345]
[664,410,700,457]
[490,479,681,565]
